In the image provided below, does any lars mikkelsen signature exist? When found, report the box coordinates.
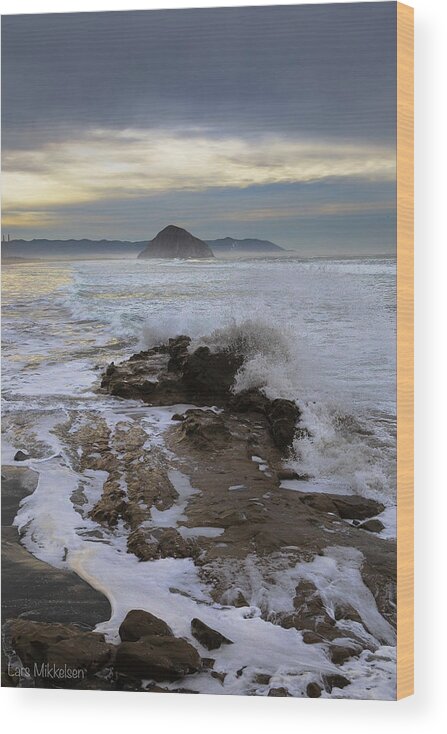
[8,662,86,680]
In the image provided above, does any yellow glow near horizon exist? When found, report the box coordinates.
[2,128,396,229]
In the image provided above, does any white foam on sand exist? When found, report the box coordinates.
[12,409,396,697]
[279,547,396,646]
[5,390,397,698]
[13,424,340,696]
[178,526,225,539]
[145,470,200,528]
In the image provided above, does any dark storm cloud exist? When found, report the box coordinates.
[1,3,397,252]
[2,3,396,147]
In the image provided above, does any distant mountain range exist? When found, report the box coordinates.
[1,239,145,259]
[1,232,285,260]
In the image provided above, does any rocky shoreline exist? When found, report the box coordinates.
[1,466,111,687]
[2,335,396,696]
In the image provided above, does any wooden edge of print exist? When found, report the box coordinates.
[396,1,414,700]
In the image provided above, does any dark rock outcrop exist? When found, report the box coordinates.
[96,331,397,677]
[182,346,243,400]
[190,618,233,651]
[101,336,300,453]
[101,336,242,408]
[138,225,214,260]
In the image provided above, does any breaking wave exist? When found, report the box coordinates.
[144,316,396,505]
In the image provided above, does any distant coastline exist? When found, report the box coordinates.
[1,238,395,263]
[1,233,286,261]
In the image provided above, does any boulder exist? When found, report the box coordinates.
[14,450,30,462]
[254,673,271,685]
[268,687,291,697]
[322,673,351,692]
[331,495,385,520]
[119,610,174,642]
[299,493,384,521]
[306,681,322,698]
[115,635,201,681]
[329,643,361,665]
[299,494,339,515]
[45,635,115,674]
[9,619,83,666]
[359,518,385,533]
[190,618,233,651]
[8,619,112,674]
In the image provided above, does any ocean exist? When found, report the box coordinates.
[1,255,397,697]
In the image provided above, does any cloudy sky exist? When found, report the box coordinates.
[1,3,397,253]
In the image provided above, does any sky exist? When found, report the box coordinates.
[1,3,397,254]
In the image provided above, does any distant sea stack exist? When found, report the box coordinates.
[138,225,214,260]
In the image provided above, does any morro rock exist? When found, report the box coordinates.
[138,225,214,260]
